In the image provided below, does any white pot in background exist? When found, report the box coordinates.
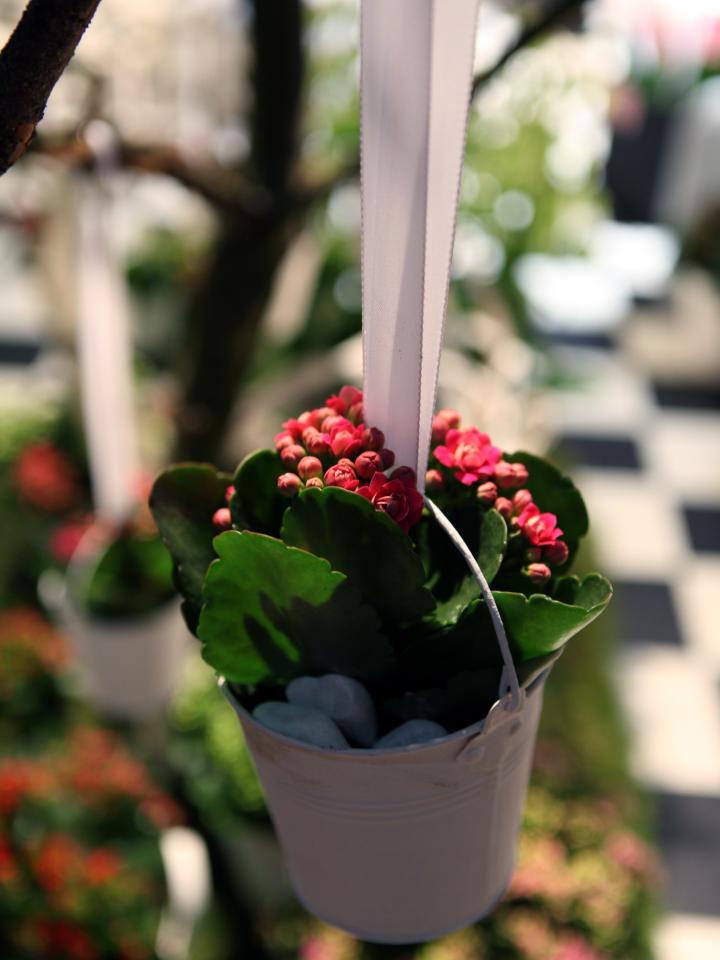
[40,570,190,722]
[222,671,549,944]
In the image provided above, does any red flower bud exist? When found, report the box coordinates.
[274,431,295,450]
[278,473,303,497]
[436,408,461,429]
[544,540,569,566]
[339,385,363,409]
[325,395,347,415]
[225,485,236,504]
[303,428,330,456]
[525,562,552,585]
[513,489,533,511]
[390,465,417,484]
[476,481,498,505]
[362,427,385,451]
[324,459,359,491]
[355,451,384,480]
[322,415,351,434]
[213,507,232,530]
[280,444,306,468]
[331,430,363,459]
[425,469,444,492]
[347,401,364,423]
[494,460,528,490]
[298,456,323,480]
[379,448,395,469]
[305,477,324,489]
[495,497,513,518]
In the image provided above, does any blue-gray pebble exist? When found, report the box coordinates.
[286,674,378,747]
[252,701,349,750]
[374,719,448,749]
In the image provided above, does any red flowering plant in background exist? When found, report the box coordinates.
[150,386,611,734]
[0,608,71,738]
[0,726,182,960]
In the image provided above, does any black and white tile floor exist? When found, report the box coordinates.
[550,273,720,959]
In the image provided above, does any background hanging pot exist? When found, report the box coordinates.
[40,524,189,722]
[222,669,549,945]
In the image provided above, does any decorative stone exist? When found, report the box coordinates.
[286,674,378,747]
[252,702,349,750]
[374,720,449,750]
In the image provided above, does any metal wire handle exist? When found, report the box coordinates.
[424,496,522,710]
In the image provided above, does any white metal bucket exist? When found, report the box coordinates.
[40,568,190,721]
[61,595,190,721]
[222,671,548,944]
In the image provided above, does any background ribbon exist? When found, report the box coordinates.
[360,0,481,489]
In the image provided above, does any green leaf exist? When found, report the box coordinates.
[281,487,435,626]
[494,573,612,661]
[400,573,612,687]
[198,531,393,686]
[230,449,286,536]
[505,450,589,566]
[150,464,232,633]
[428,508,507,625]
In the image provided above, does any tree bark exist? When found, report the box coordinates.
[174,0,305,464]
[0,0,102,174]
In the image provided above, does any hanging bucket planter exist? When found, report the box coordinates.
[222,666,549,944]
[40,524,189,722]
[58,592,188,722]
[148,0,612,943]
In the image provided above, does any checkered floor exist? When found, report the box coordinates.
[550,273,720,959]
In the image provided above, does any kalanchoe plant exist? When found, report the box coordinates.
[60,490,175,622]
[150,386,611,735]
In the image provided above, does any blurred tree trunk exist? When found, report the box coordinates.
[174,0,305,465]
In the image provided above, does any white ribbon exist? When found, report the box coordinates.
[360,0,481,489]
[75,124,140,522]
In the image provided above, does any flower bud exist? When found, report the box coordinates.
[225,485,236,504]
[513,488,533,511]
[277,473,303,497]
[274,431,295,450]
[390,466,416,484]
[362,427,385,451]
[298,456,323,480]
[476,481,498,506]
[436,408,461,429]
[495,461,529,489]
[331,430,363,459]
[347,401,364,423]
[544,540,569,566]
[305,477,324,490]
[379,448,395,469]
[280,444,306,468]
[355,451,384,480]
[494,497,513,518]
[212,507,232,530]
[322,415,351,434]
[524,562,552,585]
[303,429,329,456]
[425,469,444,492]
[324,459,359,491]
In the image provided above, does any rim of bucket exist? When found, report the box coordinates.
[220,667,553,763]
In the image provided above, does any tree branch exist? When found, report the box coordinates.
[471,0,585,97]
[0,0,102,175]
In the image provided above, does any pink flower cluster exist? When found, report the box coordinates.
[429,410,569,584]
[273,386,424,533]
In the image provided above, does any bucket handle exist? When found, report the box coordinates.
[424,496,522,711]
